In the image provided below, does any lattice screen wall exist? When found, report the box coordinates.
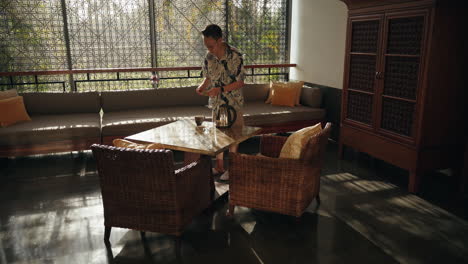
[0,0,289,90]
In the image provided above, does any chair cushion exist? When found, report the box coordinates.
[101,106,212,137]
[300,133,321,161]
[0,113,101,146]
[243,102,325,126]
[113,138,162,149]
[279,123,322,159]
[0,96,31,127]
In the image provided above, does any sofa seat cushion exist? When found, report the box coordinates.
[243,102,325,126]
[101,106,212,137]
[0,113,101,146]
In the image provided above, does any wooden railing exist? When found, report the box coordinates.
[0,64,296,92]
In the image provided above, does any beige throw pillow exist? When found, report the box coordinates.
[279,123,322,159]
[113,139,162,149]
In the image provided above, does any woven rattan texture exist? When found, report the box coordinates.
[384,56,419,100]
[351,20,379,53]
[346,91,373,124]
[349,54,376,92]
[259,135,287,158]
[91,144,212,236]
[229,123,332,217]
[387,16,424,55]
[381,98,414,136]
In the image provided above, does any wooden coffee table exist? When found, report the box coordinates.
[126,119,260,157]
[125,119,261,198]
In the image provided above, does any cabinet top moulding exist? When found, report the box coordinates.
[340,0,435,12]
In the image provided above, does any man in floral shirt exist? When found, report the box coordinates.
[196,24,245,180]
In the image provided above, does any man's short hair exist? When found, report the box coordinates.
[202,24,223,40]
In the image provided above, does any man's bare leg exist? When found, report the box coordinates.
[216,112,243,177]
[214,152,225,174]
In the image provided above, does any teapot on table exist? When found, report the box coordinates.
[214,93,237,128]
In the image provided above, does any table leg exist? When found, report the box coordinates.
[185,152,216,201]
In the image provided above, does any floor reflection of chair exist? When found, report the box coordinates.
[104,231,180,264]
[228,123,332,218]
[91,144,213,257]
[104,202,260,264]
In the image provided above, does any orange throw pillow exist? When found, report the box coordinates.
[266,81,304,106]
[0,96,31,127]
[270,84,297,107]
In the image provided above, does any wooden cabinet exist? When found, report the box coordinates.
[339,0,466,192]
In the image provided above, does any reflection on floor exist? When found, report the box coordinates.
[0,138,467,264]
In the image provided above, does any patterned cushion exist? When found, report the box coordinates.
[279,123,322,159]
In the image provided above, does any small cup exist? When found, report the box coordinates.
[195,116,205,126]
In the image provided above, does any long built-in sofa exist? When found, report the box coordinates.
[0,83,325,157]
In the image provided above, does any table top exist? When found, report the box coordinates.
[125,119,261,156]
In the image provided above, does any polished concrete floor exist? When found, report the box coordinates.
[0,138,467,264]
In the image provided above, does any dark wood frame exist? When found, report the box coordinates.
[375,9,430,146]
[339,0,466,193]
[341,14,384,132]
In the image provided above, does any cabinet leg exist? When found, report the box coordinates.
[408,169,422,193]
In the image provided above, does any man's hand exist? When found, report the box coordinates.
[196,86,205,95]
[206,87,221,97]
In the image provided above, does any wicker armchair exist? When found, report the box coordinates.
[91,144,213,243]
[228,123,332,218]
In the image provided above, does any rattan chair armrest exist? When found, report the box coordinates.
[260,135,288,158]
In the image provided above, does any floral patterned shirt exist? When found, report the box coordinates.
[202,43,245,111]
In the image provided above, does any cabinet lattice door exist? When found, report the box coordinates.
[378,14,425,139]
[345,18,381,126]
